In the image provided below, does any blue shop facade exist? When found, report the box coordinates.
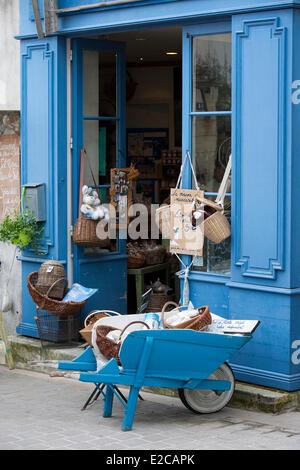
[17,0,300,391]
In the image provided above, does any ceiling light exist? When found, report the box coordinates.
[136,38,146,41]
[166,51,178,56]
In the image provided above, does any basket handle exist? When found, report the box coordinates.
[197,306,210,316]
[46,278,67,298]
[119,321,150,342]
[84,309,122,328]
[161,301,181,329]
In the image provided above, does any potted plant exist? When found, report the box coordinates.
[0,210,44,253]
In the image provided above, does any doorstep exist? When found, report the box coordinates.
[1,335,300,414]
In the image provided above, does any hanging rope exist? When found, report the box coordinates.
[172,150,201,306]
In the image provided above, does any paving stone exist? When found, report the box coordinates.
[1,365,300,450]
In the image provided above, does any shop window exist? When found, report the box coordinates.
[82,49,120,255]
[191,33,231,275]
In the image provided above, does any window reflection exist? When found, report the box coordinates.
[191,33,232,275]
[193,34,231,112]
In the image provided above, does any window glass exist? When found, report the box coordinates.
[192,34,231,112]
[83,119,117,187]
[191,33,231,274]
[192,115,231,193]
[83,50,117,117]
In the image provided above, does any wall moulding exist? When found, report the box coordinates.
[233,16,286,280]
[21,42,55,253]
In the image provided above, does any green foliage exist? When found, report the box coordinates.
[0,210,44,253]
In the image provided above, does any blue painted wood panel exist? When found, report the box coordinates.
[229,284,300,390]
[20,1,300,39]
[20,37,68,262]
[18,36,68,337]
[231,10,292,287]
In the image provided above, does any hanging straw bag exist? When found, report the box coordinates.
[161,301,212,331]
[95,321,150,366]
[155,151,201,239]
[73,149,110,248]
[192,155,232,244]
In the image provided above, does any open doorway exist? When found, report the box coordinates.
[97,26,183,313]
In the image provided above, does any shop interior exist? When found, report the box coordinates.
[81,26,231,313]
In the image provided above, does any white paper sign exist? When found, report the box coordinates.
[208,316,260,335]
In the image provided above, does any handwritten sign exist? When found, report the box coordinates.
[0,135,20,223]
[208,316,260,335]
[170,188,204,256]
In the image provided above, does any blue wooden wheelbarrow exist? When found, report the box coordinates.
[58,327,253,431]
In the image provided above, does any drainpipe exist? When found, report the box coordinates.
[52,0,142,14]
[66,38,74,286]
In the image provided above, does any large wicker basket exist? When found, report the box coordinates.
[27,271,88,316]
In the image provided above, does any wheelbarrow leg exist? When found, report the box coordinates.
[81,383,104,411]
[122,386,140,431]
[103,384,114,418]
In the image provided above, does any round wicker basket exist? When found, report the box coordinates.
[35,260,67,300]
[161,301,212,331]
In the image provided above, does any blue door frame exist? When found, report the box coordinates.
[72,38,128,317]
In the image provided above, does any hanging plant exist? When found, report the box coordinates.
[0,210,44,253]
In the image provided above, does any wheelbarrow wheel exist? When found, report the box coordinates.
[178,363,235,414]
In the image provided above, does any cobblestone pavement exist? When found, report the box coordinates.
[0,365,300,450]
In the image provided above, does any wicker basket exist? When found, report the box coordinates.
[27,271,88,316]
[95,321,150,366]
[73,217,110,248]
[35,260,67,300]
[161,301,212,331]
[145,246,166,266]
[195,197,231,244]
[73,149,110,248]
[79,309,121,345]
[156,205,171,239]
[127,252,146,269]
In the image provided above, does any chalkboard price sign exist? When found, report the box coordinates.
[0,134,20,224]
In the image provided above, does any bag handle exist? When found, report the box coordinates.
[78,149,85,219]
[161,301,181,328]
[215,154,232,209]
[196,306,210,316]
[84,309,122,328]
[175,151,199,191]
[83,149,101,201]
[119,321,150,341]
